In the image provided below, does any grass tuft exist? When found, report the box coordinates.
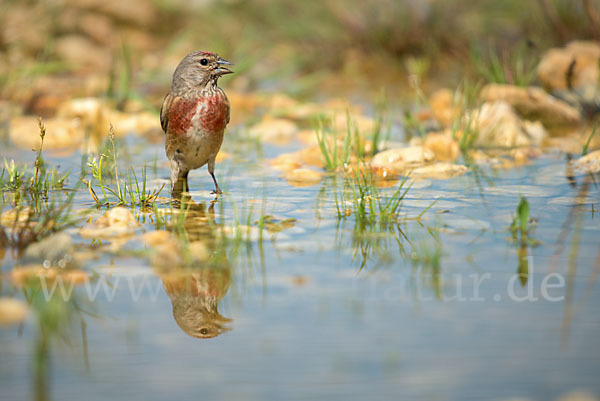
[85,125,164,208]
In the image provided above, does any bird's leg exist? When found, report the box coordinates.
[170,161,189,197]
[208,157,222,195]
[209,172,221,195]
[181,171,189,192]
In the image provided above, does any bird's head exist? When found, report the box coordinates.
[171,51,233,94]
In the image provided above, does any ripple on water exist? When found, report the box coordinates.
[403,199,467,210]
[531,164,569,187]
[547,196,597,206]
[440,216,492,231]
[484,185,560,197]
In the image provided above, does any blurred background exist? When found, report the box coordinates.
[1,3,600,401]
[1,0,599,112]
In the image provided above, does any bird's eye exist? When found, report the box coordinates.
[200,328,209,335]
[200,58,208,66]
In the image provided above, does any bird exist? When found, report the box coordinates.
[160,51,233,196]
[162,268,232,339]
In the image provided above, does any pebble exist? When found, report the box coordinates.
[0,298,28,325]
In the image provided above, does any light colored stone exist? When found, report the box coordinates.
[270,158,303,173]
[11,265,89,288]
[79,207,138,238]
[571,150,600,174]
[285,168,323,187]
[543,136,586,154]
[296,146,326,167]
[72,0,157,27]
[270,146,326,172]
[429,88,461,127]
[221,225,261,242]
[410,163,469,179]
[480,84,582,125]
[11,265,55,285]
[105,109,160,137]
[471,101,546,148]
[79,12,114,45]
[101,207,137,228]
[141,230,174,247]
[0,298,28,325]
[9,116,84,150]
[371,146,435,172]
[424,131,459,162]
[57,97,105,128]
[54,35,109,70]
[332,112,377,135]
[297,129,320,146]
[1,207,32,227]
[227,91,261,125]
[537,41,600,91]
[248,117,298,144]
[58,98,160,140]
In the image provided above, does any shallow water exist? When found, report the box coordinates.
[1,129,599,401]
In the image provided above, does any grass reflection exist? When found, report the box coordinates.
[18,275,97,401]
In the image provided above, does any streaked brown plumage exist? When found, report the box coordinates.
[160,51,233,195]
[162,268,231,339]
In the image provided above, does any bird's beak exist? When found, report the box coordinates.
[215,57,234,76]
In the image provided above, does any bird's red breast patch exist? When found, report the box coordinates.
[199,94,230,133]
[167,97,198,135]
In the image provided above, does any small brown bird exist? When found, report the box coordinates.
[160,51,233,195]
[162,268,232,339]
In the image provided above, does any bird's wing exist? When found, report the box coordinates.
[160,93,174,134]
[225,96,231,126]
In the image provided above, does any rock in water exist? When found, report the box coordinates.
[471,101,546,148]
[571,150,600,174]
[79,207,139,239]
[537,41,600,115]
[538,41,600,91]
[10,116,84,151]
[285,168,323,187]
[480,84,582,126]
[371,146,435,172]
[424,132,459,162]
[429,89,462,127]
[247,117,298,144]
[411,163,469,179]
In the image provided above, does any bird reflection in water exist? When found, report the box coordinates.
[157,196,232,339]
